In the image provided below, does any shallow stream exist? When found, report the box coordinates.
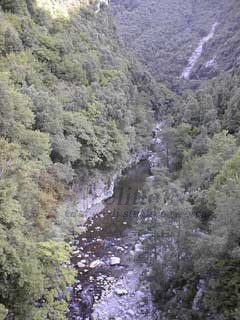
[68,161,150,319]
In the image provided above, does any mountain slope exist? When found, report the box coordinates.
[0,1,165,318]
[112,1,240,320]
[112,0,240,88]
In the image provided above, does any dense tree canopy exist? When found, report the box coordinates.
[0,0,162,318]
[1,0,240,319]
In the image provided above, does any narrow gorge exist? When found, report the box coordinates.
[0,1,240,320]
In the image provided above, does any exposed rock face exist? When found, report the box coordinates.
[75,175,116,216]
[74,150,149,218]
[181,22,219,80]
[36,0,109,18]
[96,0,109,13]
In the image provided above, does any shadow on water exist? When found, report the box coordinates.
[68,160,150,320]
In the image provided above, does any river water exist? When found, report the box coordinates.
[68,161,150,320]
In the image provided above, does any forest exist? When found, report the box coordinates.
[112,0,240,319]
[0,0,161,318]
[0,0,240,319]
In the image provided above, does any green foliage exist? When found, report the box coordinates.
[137,168,197,318]
[141,125,240,318]
[0,1,159,318]
[205,262,240,320]
[0,137,75,318]
[0,0,28,14]
[133,10,240,315]
[146,80,240,319]
[112,0,240,89]
[211,148,240,191]
[2,0,239,319]
[182,131,237,192]
[112,0,233,87]
[160,123,192,170]
[182,90,220,134]
[0,304,8,320]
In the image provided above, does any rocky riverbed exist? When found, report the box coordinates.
[92,243,157,320]
[68,161,158,320]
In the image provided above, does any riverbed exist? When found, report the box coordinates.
[68,161,153,320]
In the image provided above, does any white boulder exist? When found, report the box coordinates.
[90,260,103,269]
[114,288,128,296]
[77,262,86,268]
[110,257,121,266]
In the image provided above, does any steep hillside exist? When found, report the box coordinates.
[0,1,165,318]
[1,0,240,319]
[111,1,240,320]
[191,0,240,80]
[112,0,240,88]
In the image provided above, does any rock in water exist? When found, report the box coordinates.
[110,257,121,266]
[127,309,135,316]
[134,243,144,254]
[90,260,103,269]
[76,284,82,291]
[77,262,86,268]
[114,288,128,296]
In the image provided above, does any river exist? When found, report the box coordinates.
[68,160,151,320]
